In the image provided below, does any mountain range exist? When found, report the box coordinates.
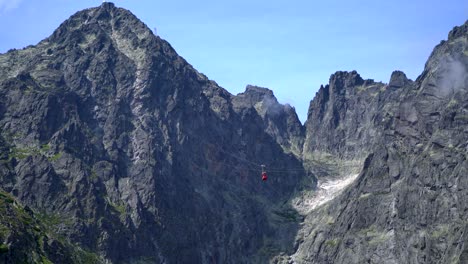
[0,2,467,263]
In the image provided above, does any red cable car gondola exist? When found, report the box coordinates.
[261,165,267,181]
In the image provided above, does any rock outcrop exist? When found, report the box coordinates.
[233,85,304,157]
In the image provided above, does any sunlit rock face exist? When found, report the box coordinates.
[0,2,467,263]
[303,70,407,160]
[291,21,468,264]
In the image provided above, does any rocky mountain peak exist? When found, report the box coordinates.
[389,70,411,88]
[448,20,468,40]
[44,0,176,84]
[101,1,116,9]
[244,84,276,100]
[419,20,467,99]
[49,1,151,43]
[232,85,304,156]
[329,70,364,91]
[238,85,278,107]
[304,69,388,158]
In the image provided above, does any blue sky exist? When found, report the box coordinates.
[0,0,466,122]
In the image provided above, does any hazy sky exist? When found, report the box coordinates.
[0,0,466,122]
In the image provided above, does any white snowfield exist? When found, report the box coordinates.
[292,173,359,215]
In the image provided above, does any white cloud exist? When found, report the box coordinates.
[0,0,23,13]
[437,56,468,97]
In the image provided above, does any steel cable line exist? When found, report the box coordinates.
[178,136,306,190]
[188,157,291,201]
[183,130,307,173]
[181,136,305,201]
[184,145,259,173]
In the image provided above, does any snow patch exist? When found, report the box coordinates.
[292,173,359,214]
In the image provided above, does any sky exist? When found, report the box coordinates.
[0,0,466,123]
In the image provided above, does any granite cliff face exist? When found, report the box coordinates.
[290,21,468,263]
[303,70,413,159]
[0,2,467,263]
[0,3,305,263]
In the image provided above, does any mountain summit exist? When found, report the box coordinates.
[0,3,467,263]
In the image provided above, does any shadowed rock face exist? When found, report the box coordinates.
[0,2,467,263]
[0,2,305,263]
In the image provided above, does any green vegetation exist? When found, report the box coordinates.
[36,211,73,246]
[451,255,460,264]
[368,232,391,245]
[0,192,34,227]
[41,255,53,264]
[326,216,335,225]
[454,115,468,121]
[90,169,98,181]
[105,197,127,218]
[359,225,392,245]
[0,192,14,204]
[0,225,9,240]
[6,144,62,162]
[356,85,367,92]
[48,152,62,161]
[0,243,8,253]
[0,189,102,263]
[325,238,340,247]
[8,147,34,160]
[431,225,450,238]
[356,84,380,93]
[37,212,71,227]
[359,193,372,200]
[72,248,102,264]
[40,143,51,152]
[112,203,126,216]
[78,34,97,49]
[359,225,378,237]
[447,99,458,108]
